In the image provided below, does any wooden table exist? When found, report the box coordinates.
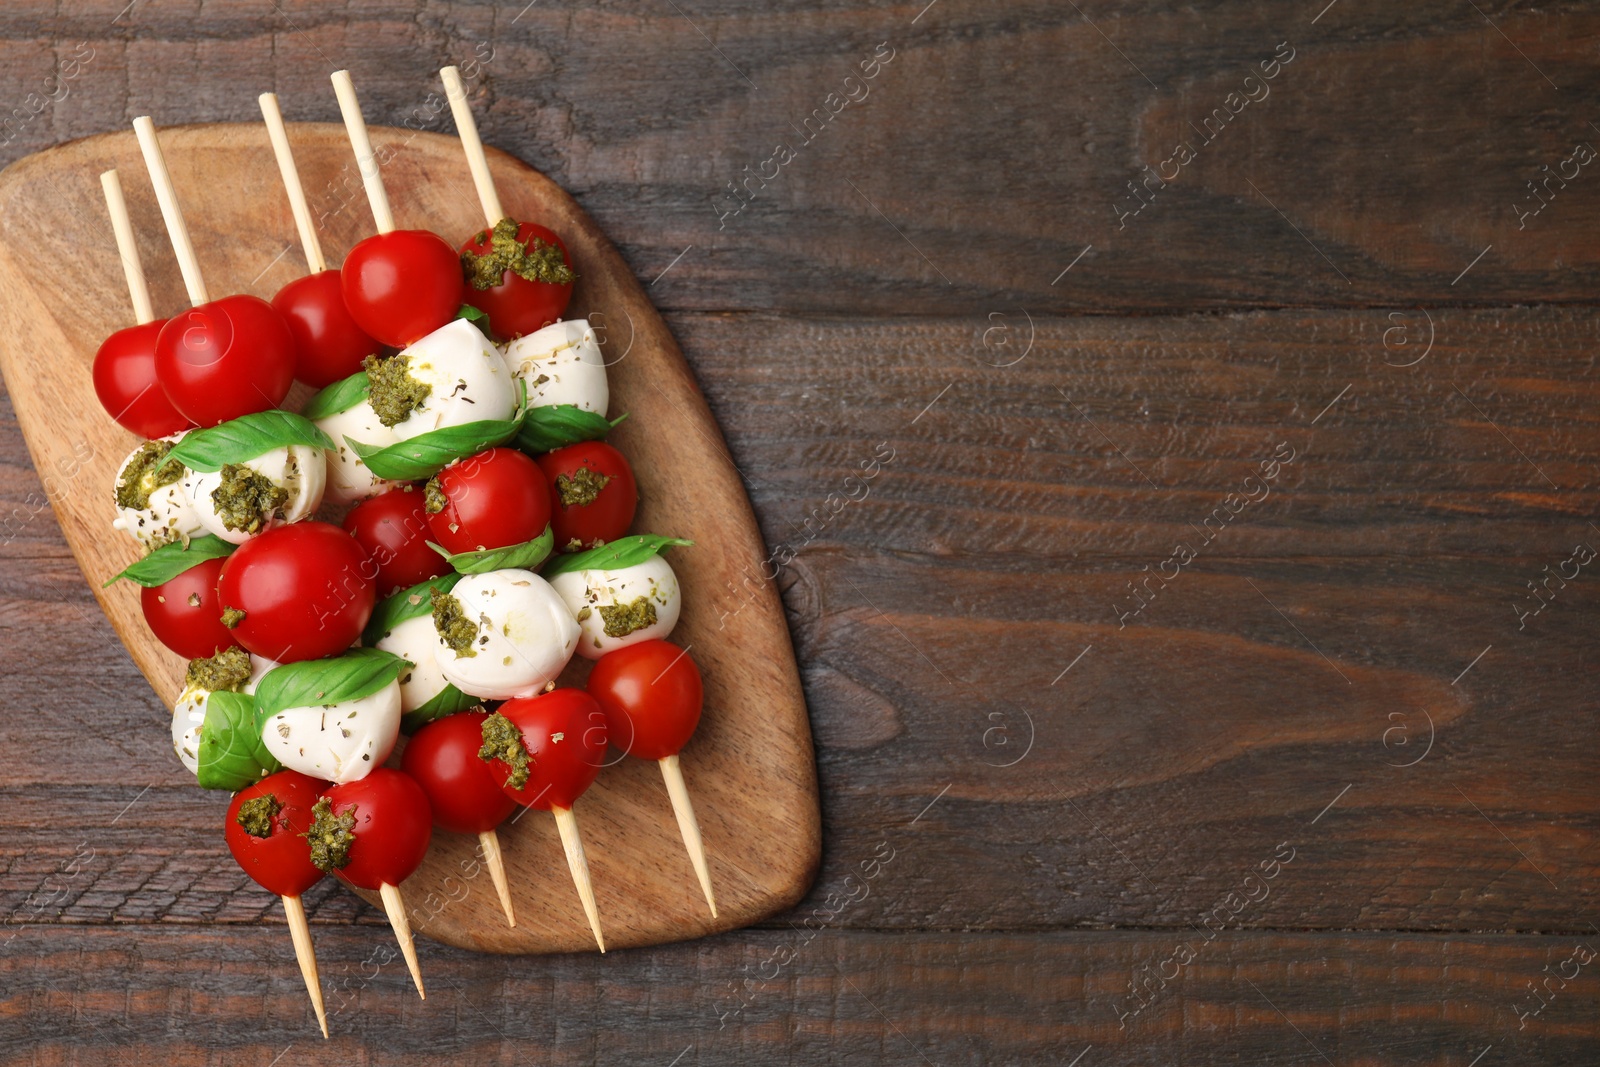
[1,2,1596,1063]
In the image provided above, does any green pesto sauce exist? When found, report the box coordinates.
[599,595,657,638]
[431,589,478,657]
[477,711,531,790]
[460,217,576,291]
[303,797,357,872]
[115,440,185,511]
[211,463,289,534]
[235,793,281,838]
[423,475,447,515]
[221,606,246,629]
[364,354,432,428]
[555,466,610,508]
[185,645,252,693]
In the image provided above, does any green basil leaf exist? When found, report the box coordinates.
[362,572,464,647]
[515,406,622,455]
[255,648,411,716]
[542,534,693,577]
[195,690,281,791]
[455,303,493,339]
[400,684,481,735]
[103,534,234,588]
[167,410,336,473]
[428,525,553,575]
[345,413,525,481]
[301,370,371,421]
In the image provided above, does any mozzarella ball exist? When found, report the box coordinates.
[387,318,517,440]
[548,554,682,659]
[258,680,402,784]
[433,569,579,700]
[112,437,204,550]
[315,398,401,504]
[374,613,453,713]
[185,445,326,545]
[171,655,277,776]
[502,319,609,416]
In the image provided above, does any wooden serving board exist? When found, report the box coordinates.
[0,124,819,954]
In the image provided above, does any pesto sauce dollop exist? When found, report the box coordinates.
[598,595,657,638]
[115,440,185,511]
[477,711,531,790]
[185,645,253,693]
[235,794,281,838]
[461,217,575,291]
[303,797,357,872]
[431,589,478,657]
[364,353,432,428]
[555,466,610,508]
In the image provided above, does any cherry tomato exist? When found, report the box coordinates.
[93,319,191,438]
[154,294,296,427]
[458,221,574,341]
[586,640,703,761]
[342,485,447,597]
[487,689,607,811]
[140,555,240,660]
[425,447,551,555]
[402,711,516,835]
[217,521,375,663]
[536,441,637,551]
[319,768,433,890]
[340,230,464,348]
[271,269,382,388]
[224,769,328,898]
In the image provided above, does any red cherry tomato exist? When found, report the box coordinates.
[341,486,447,597]
[320,768,433,890]
[459,221,574,341]
[224,769,328,898]
[140,555,240,660]
[488,689,607,811]
[340,230,464,348]
[425,447,551,555]
[271,269,382,388]
[93,319,191,438]
[536,441,637,550]
[586,640,703,761]
[217,521,375,663]
[154,294,296,427]
[402,711,516,835]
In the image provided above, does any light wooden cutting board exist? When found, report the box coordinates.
[0,123,820,954]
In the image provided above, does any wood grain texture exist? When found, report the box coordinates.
[0,123,820,954]
[0,2,1595,314]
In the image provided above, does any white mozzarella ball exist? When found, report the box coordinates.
[185,445,327,545]
[502,319,609,416]
[374,613,453,713]
[258,680,402,784]
[315,398,401,504]
[112,438,204,550]
[434,569,579,700]
[171,655,277,776]
[548,554,682,660]
[388,318,517,440]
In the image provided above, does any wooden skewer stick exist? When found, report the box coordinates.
[258,92,327,274]
[659,754,718,918]
[439,65,504,228]
[378,882,425,999]
[552,806,605,953]
[281,894,329,1039]
[478,829,516,927]
[329,70,396,235]
[98,169,155,325]
[131,116,209,306]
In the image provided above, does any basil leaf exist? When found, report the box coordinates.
[255,647,411,716]
[400,684,480,735]
[429,525,553,575]
[515,406,622,455]
[195,690,281,791]
[167,410,336,473]
[301,370,371,421]
[345,413,525,481]
[455,303,493,339]
[542,534,693,577]
[103,534,234,588]
[362,571,463,646]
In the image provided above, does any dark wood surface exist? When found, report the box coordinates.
[1,1,1597,1062]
